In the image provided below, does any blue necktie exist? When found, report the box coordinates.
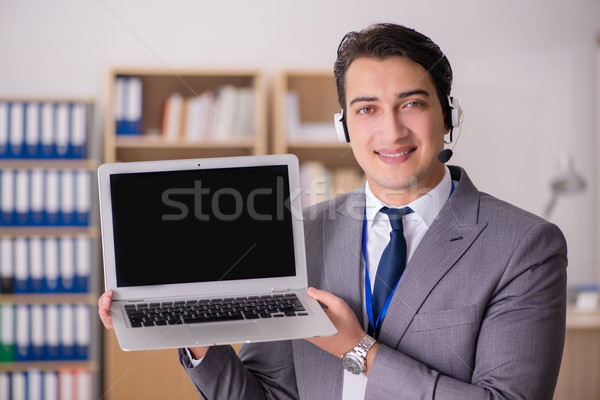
[371,206,413,335]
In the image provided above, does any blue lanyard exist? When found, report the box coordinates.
[362,180,455,334]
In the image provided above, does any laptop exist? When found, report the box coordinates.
[98,154,337,351]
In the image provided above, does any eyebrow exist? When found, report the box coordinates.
[348,89,431,106]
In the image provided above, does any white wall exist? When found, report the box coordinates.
[1,0,598,287]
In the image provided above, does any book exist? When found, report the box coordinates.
[59,238,75,293]
[30,168,45,225]
[29,238,44,293]
[43,371,58,400]
[161,93,184,142]
[212,85,238,141]
[75,236,90,293]
[25,102,41,158]
[44,169,60,225]
[14,169,29,225]
[70,103,87,158]
[30,305,45,360]
[0,169,15,225]
[45,305,60,360]
[9,102,25,158]
[0,304,15,362]
[44,237,60,293]
[13,237,29,294]
[75,170,91,226]
[0,102,8,157]
[40,103,55,158]
[0,238,13,294]
[60,170,75,226]
[123,77,143,135]
[55,103,70,158]
[15,304,30,362]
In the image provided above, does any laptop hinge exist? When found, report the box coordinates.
[271,289,289,294]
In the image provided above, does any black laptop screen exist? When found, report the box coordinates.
[109,165,297,287]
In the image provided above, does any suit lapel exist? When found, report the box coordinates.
[378,167,488,348]
[322,190,366,325]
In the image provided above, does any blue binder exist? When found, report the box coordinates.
[24,102,42,159]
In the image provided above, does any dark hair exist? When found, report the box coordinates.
[334,23,453,122]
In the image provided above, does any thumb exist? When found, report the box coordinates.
[307,287,338,308]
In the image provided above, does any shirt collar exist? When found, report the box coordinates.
[365,166,453,228]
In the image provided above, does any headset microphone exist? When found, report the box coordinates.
[437,148,453,163]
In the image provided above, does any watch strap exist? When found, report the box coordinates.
[353,334,376,360]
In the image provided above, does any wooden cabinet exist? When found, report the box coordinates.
[554,309,600,400]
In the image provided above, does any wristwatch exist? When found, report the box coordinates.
[341,335,377,375]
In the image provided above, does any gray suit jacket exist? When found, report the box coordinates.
[179,166,567,399]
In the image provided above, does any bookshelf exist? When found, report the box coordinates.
[102,69,268,400]
[0,99,100,398]
[272,70,364,206]
[104,69,268,163]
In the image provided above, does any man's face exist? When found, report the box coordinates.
[344,56,448,205]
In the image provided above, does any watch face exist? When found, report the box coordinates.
[342,355,363,375]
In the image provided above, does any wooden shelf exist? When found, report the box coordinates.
[0,293,97,304]
[0,226,98,237]
[0,361,99,372]
[0,159,99,169]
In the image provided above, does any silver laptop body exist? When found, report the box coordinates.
[98,154,336,351]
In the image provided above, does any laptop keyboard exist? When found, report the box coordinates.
[124,293,308,328]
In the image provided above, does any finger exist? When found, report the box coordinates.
[307,287,340,308]
[98,290,112,311]
[98,290,114,329]
[99,307,114,330]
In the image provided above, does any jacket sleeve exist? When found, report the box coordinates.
[365,221,568,399]
[179,340,299,400]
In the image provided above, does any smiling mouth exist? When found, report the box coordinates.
[375,148,416,158]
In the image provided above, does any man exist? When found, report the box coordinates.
[99,23,567,399]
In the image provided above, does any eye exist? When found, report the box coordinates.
[403,101,425,110]
[357,107,376,114]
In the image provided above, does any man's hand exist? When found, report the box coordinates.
[306,287,380,375]
[98,290,210,360]
[98,290,114,330]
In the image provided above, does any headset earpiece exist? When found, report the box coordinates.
[444,96,464,144]
[334,110,350,143]
[446,96,463,129]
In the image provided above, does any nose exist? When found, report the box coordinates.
[376,106,409,142]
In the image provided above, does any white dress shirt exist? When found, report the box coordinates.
[342,167,454,399]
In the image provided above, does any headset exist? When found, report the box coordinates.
[333,95,464,144]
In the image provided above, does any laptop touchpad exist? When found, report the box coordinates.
[189,322,264,345]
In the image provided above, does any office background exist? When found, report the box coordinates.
[2,1,600,398]
[2,0,598,288]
